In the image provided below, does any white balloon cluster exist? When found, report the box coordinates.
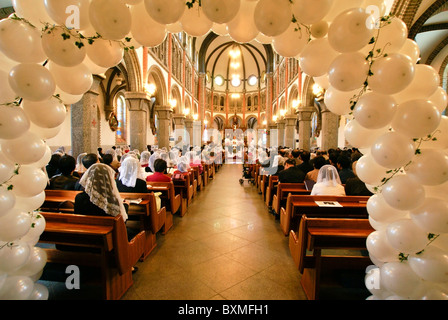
[0,0,446,300]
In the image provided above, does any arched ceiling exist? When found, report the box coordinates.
[195,32,271,94]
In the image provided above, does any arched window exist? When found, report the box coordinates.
[116,94,127,144]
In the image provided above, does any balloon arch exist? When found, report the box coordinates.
[0,0,447,300]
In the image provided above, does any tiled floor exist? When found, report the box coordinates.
[122,163,306,300]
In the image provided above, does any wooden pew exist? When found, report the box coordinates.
[280,194,369,236]
[42,189,166,259]
[39,212,146,300]
[271,183,310,215]
[188,169,198,198]
[147,181,181,232]
[289,215,374,300]
[172,173,194,215]
[265,175,279,208]
[191,166,203,191]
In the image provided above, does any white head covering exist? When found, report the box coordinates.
[140,151,151,166]
[148,151,160,172]
[105,149,118,162]
[120,151,137,163]
[316,165,342,187]
[118,156,144,188]
[177,161,188,173]
[76,152,87,172]
[79,163,128,221]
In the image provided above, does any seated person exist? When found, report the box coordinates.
[46,153,61,179]
[305,155,327,182]
[172,161,190,179]
[47,155,79,190]
[74,153,100,191]
[296,150,314,174]
[116,156,149,193]
[140,150,151,169]
[146,159,172,183]
[337,155,356,184]
[278,159,306,183]
[311,165,346,196]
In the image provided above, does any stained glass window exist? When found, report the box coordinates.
[116,94,127,144]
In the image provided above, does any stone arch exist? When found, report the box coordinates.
[147,65,167,107]
[123,49,143,92]
[170,84,182,114]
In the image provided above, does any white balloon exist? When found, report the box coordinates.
[227,0,259,43]
[328,52,369,92]
[368,53,415,95]
[29,122,63,140]
[344,119,385,149]
[166,22,184,34]
[22,98,67,129]
[424,180,448,202]
[0,150,15,185]
[0,241,30,273]
[428,87,448,114]
[255,32,272,45]
[14,192,46,214]
[0,275,34,300]
[381,174,426,211]
[86,39,124,70]
[8,63,56,102]
[356,154,390,186]
[0,18,47,64]
[180,2,213,37]
[299,38,339,77]
[0,186,16,217]
[291,0,333,25]
[54,86,84,105]
[374,17,407,54]
[10,246,47,277]
[380,261,425,299]
[310,20,329,38]
[0,209,32,242]
[144,0,186,25]
[49,62,93,96]
[0,105,30,140]
[201,0,241,24]
[324,86,359,116]
[391,99,440,139]
[393,64,440,104]
[398,38,420,64]
[130,2,167,48]
[370,131,415,169]
[406,149,448,186]
[366,229,401,263]
[410,198,448,234]
[211,23,229,36]
[386,218,429,253]
[41,26,87,67]
[328,7,374,53]
[89,0,132,40]
[0,70,19,104]
[12,0,55,27]
[353,92,397,129]
[1,131,47,165]
[324,0,364,22]
[409,245,448,283]
[28,282,49,300]
[44,0,92,30]
[254,0,291,37]
[419,115,448,150]
[272,23,309,58]
[313,74,330,90]
[10,165,48,198]
[366,193,408,223]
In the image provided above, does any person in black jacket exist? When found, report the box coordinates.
[278,159,306,183]
[47,155,79,190]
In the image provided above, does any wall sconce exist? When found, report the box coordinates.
[280,109,286,117]
[183,108,190,116]
[193,114,198,121]
[273,115,278,122]
[292,99,301,109]
[169,98,177,108]
[145,83,156,96]
[312,84,324,98]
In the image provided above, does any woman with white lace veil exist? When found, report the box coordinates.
[310,164,346,196]
[116,156,148,193]
[148,151,160,173]
[75,163,128,221]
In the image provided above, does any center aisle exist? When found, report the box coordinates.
[123,163,307,300]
